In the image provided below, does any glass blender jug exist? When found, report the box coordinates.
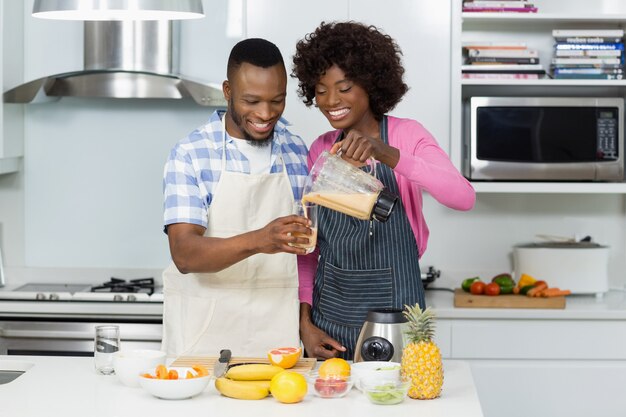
[302,151,398,222]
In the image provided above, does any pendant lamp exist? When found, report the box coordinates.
[32,0,205,20]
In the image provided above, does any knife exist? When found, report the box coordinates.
[213,349,232,378]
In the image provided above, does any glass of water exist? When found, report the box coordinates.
[94,325,120,375]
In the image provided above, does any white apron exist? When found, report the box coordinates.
[161,116,300,357]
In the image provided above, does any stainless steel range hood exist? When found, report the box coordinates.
[4,20,226,107]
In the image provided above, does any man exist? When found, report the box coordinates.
[161,38,311,357]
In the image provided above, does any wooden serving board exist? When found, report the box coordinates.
[170,356,317,375]
[453,289,566,309]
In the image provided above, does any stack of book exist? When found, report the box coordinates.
[551,29,624,80]
[462,42,545,79]
[462,0,538,13]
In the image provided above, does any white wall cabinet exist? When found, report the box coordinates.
[450,0,626,193]
[0,0,24,174]
[440,317,626,417]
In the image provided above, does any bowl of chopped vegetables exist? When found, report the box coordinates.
[361,379,410,405]
[139,364,210,400]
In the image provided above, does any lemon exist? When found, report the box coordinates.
[270,371,308,404]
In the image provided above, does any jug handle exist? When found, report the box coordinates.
[336,150,377,177]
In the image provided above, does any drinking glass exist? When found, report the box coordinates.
[291,201,318,254]
[94,325,120,375]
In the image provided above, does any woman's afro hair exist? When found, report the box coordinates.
[292,21,408,120]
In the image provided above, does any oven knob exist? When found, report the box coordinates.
[127,295,137,302]
[36,293,46,300]
[113,294,124,302]
[49,293,59,301]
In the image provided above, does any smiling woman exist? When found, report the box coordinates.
[291,21,475,360]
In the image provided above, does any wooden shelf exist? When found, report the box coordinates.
[462,79,626,87]
[462,12,626,23]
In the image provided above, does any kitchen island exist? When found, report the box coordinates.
[0,355,483,417]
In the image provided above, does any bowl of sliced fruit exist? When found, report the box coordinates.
[351,361,401,391]
[139,364,210,400]
[361,379,410,405]
[308,372,353,399]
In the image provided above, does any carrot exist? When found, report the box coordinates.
[540,288,571,297]
[526,282,548,297]
[513,286,520,295]
[155,364,168,379]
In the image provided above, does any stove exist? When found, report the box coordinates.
[0,278,163,302]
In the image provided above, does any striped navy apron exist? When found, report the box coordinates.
[311,116,426,360]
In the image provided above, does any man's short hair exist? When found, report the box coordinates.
[227,38,285,80]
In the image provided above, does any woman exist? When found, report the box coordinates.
[292,21,476,360]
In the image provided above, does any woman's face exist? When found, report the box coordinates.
[314,65,376,133]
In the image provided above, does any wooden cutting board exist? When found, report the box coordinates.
[170,356,317,375]
[453,288,566,309]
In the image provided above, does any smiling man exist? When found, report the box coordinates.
[161,38,311,357]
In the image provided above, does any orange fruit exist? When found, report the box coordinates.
[268,347,302,369]
[270,371,308,404]
[318,358,350,378]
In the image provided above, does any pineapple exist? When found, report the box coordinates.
[401,304,443,400]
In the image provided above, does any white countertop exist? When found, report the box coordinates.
[0,356,483,417]
[3,288,626,320]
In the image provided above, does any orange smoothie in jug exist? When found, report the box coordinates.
[302,192,378,221]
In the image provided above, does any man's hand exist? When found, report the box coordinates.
[300,303,346,359]
[255,215,312,255]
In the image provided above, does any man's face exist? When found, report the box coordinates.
[223,62,287,146]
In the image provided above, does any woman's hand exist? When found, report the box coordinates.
[300,303,346,359]
[330,129,400,168]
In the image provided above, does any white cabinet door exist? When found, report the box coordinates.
[179,0,243,85]
[350,0,453,154]
[0,0,24,173]
[470,359,626,417]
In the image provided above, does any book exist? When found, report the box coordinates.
[553,68,623,75]
[464,2,535,8]
[551,63,623,70]
[554,36,624,44]
[552,73,624,80]
[555,43,624,51]
[466,48,539,58]
[462,73,540,79]
[555,49,622,57]
[462,42,527,49]
[467,57,539,64]
[552,29,625,37]
[463,7,538,12]
[551,58,621,65]
[462,64,544,71]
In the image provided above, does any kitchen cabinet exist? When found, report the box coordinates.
[427,285,626,417]
[450,0,626,193]
[441,319,626,417]
[0,0,24,175]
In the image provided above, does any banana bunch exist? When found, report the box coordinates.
[215,364,283,400]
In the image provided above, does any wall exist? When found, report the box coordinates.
[0,0,625,290]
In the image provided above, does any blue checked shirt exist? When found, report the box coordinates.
[163,110,309,230]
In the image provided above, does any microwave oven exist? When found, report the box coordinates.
[464,97,624,181]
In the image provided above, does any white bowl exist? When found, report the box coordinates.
[350,361,401,391]
[113,349,166,388]
[139,367,211,400]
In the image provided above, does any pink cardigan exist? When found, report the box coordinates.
[297,116,475,305]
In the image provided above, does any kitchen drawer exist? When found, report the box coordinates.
[449,319,626,360]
